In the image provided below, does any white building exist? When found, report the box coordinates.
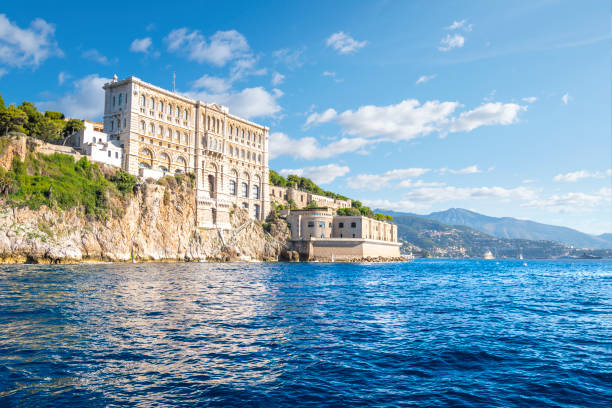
[70,120,124,168]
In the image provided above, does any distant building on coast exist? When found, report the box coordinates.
[284,208,401,260]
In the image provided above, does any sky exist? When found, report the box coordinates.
[0,0,610,234]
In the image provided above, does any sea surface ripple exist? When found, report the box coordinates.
[0,260,611,407]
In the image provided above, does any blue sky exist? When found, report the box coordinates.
[1,0,610,234]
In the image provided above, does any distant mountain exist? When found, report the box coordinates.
[390,214,571,258]
[380,208,612,249]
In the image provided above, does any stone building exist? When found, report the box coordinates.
[69,120,124,168]
[285,209,401,260]
[269,185,352,211]
[102,75,270,229]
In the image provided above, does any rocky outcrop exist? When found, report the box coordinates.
[0,175,288,264]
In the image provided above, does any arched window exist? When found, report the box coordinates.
[158,125,162,135]
[116,119,120,129]
[229,180,236,195]
[208,175,215,198]
[140,120,145,131]
[140,95,145,106]
[176,156,186,171]
[229,146,233,155]
[212,138,217,150]
[167,105,172,115]
[241,149,245,159]
[229,125,233,135]
[258,135,262,144]
[149,98,155,109]
[241,182,248,198]
[139,148,153,168]
[258,154,261,163]
[246,151,250,160]
[148,123,154,134]
[175,107,180,118]
[241,129,245,139]
[159,101,164,112]
[217,119,220,132]
[184,110,188,120]
[253,185,260,199]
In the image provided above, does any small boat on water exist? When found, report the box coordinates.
[483,250,495,260]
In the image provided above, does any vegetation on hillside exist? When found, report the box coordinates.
[0,93,84,143]
[0,151,137,219]
[270,170,393,222]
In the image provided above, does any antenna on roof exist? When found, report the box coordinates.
[172,72,176,92]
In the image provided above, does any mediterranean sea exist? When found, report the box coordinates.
[0,260,610,407]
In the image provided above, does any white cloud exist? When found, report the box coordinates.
[271,72,285,86]
[38,74,110,119]
[304,108,338,128]
[323,71,336,77]
[448,102,525,133]
[553,169,610,182]
[0,68,6,78]
[273,48,304,69]
[280,164,350,185]
[82,49,110,64]
[561,93,571,105]
[186,87,282,119]
[326,31,367,54]
[524,188,611,213]
[269,132,371,160]
[192,75,231,93]
[347,168,431,190]
[57,71,69,85]
[306,99,526,143]
[130,37,152,53]
[336,99,458,140]
[404,185,537,204]
[445,19,473,31]
[165,28,250,66]
[416,74,436,85]
[439,165,482,175]
[365,185,538,213]
[0,14,62,68]
[439,34,465,51]
[522,96,537,103]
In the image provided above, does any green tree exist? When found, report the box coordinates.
[0,105,28,135]
[18,101,44,136]
[61,119,85,145]
[37,117,61,142]
[44,111,64,121]
[0,93,5,110]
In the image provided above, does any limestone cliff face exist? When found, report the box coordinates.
[0,135,289,263]
[0,182,287,263]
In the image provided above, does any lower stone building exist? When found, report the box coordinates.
[270,185,352,211]
[285,209,401,260]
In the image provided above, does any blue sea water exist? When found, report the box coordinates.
[0,260,610,407]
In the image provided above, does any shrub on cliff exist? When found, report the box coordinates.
[1,151,136,218]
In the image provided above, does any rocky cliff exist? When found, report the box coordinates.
[0,135,289,264]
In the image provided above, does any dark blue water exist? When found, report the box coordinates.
[0,260,610,407]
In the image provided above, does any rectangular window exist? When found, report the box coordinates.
[307,221,314,228]
[339,222,344,228]
[108,151,111,157]
[351,222,356,228]
[319,221,325,228]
